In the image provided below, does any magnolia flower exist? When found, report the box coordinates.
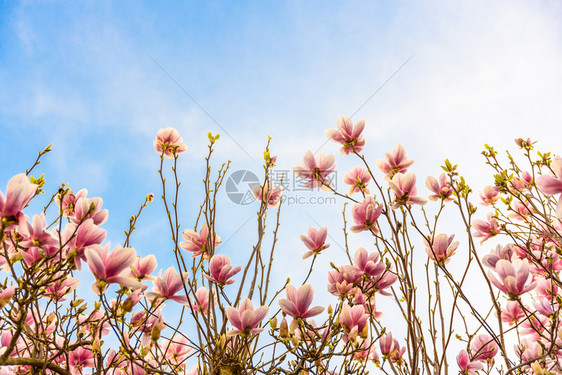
[482,244,515,269]
[130,254,158,281]
[44,275,79,302]
[293,151,336,191]
[300,227,330,259]
[379,333,405,363]
[350,196,383,233]
[425,234,459,264]
[353,247,385,279]
[18,214,59,264]
[339,304,369,341]
[154,127,187,158]
[376,145,414,179]
[85,244,143,293]
[537,156,562,216]
[426,173,453,201]
[62,219,107,269]
[471,334,498,362]
[204,254,241,286]
[226,298,269,337]
[69,347,95,375]
[189,287,216,314]
[328,265,361,298]
[180,223,221,259]
[147,267,190,304]
[500,301,525,326]
[456,349,482,375]
[389,173,427,208]
[326,116,366,155]
[0,173,37,226]
[472,213,500,244]
[480,185,500,206]
[488,258,536,298]
[72,195,108,226]
[279,284,324,319]
[162,335,193,364]
[251,181,283,208]
[343,166,371,195]
[0,286,15,309]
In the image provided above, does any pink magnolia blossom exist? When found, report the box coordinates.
[55,188,87,217]
[71,195,108,226]
[0,286,15,309]
[0,174,37,226]
[130,254,158,281]
[226,298,269,337]
[389,173,427,208]
[480,185,500,206]
[500,301,525,326]
[425,234,459,264]
[376,145,414,179]
[516,338,542,364]
[488,258,536,298]
[339,304,368,342]
[470,334,498,362]
[343,166,371,196]
[456,349,483,375]
[251,181,283,208]
[85,244,143,293]
[204,254,241,286]
[293,151,336,191]
[300,227,330,259]
[189,287,216,314]
[482,244,515,269]
[379,333,405,363]
[147,267,190,304]
[278,284,324,320]
[326,116,366,155]
[180,223,221,259]
[350,197,383,233]
[426,173,453,201]
[62,219,107,270]
[44,274,79,302]
[537,156,562,216]
[472,213,500,244]
[162,335,193,364]
[353,247,385,279]
[69,346,95,375]
[18,214,59,265]
[154,127,187,159]
[328,265,361,298]
[534,278,559,300]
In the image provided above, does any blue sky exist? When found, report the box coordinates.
[1,0,562,365]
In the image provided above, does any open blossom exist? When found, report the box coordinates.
[147,267,190,304]
[180,223,221,259]
[353,247,385,279]
[488,257,536,298]
[130,254,158,281]
[471,334,498,362]
[376,144,414,179]
[339,304,369,341]
[162,335,193,364]
[251,181,283,208]
[426,173,453,201]
[85,244,143,293]
[457,349,482,375]
[537,156,562,216]
[480,185,500,206]
[472,213,500,244]
[482,244,515,269]
[71,195,108,226]
[226,298,269,337]
[62,219,107,269]
[389,173,427,208]
[350,196,383,233]
[343,166,371,195]
[328,265,362,297]
[293,151,336,191]
[326,116,366,155]
[189,287,216,314]
[500,301,525,325]
[300,227,330,259]
[154,127,187,158]
[69,346,95,375]
[204,254,241,286]
[425,234,459,264]
[18,214,59,264]
[44,274,79,302]
[279,284,324,319]
[0,173,37,226]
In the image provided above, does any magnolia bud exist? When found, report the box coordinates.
[280,318,289,339]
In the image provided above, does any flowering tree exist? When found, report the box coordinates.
[0,120,561,374]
